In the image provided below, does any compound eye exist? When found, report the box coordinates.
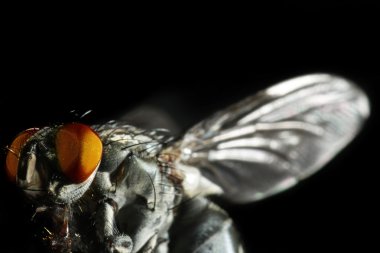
[6,128,39,182]
[56,123,103,183]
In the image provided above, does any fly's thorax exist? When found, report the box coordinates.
[113,155,183,253]
[94,152,184,211]
[91,125,185,252]
[93,124,182,201]
[94,124,166,161]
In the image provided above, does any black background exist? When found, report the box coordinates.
[1,3,379,252]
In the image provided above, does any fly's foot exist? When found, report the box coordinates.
[105,235,133,253]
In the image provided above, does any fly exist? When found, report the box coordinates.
[4,74,370,253]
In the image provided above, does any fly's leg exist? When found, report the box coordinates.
[138,234,159,253]
[137,233,170,253]
[169,197,244,253]
[95,199,133,253]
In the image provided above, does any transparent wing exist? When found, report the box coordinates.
[175,74,370,203]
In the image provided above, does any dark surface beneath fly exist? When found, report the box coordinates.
[1,3,379,252]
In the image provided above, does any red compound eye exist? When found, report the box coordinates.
[55,123,103,183]
[6,128,39,182]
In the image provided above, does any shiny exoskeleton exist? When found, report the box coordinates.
[5,74,369,252]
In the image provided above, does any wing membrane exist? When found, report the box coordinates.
[176,74,369,203]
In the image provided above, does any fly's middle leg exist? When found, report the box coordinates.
[95,199,133,253]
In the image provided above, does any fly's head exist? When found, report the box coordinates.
[5,123,102,252]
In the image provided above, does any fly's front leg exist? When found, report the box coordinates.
[96,199,133,253]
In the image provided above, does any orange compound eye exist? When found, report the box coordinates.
[56,123,103,184]
[5,128,39,182]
